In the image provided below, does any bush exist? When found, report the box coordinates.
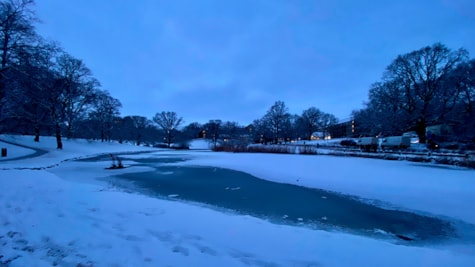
[340,139,357,147]
[438,142,459,150]
[212,144,247,152]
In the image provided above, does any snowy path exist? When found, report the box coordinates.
[0,139,48,162]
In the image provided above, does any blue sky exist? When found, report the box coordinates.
[34,0,475,125]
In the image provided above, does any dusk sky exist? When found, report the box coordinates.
[34,0,475,125]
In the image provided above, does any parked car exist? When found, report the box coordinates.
[381,136,411,149]
[357,137,378,152]
[402,131,419,144]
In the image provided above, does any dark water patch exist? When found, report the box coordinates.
[130,157,189,165]
[111,165,454,243]
[77,152,188,165]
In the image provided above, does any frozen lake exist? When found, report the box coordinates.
[81,153,454,243]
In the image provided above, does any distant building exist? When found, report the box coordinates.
[327,119,356,139]
[310,131,331,140]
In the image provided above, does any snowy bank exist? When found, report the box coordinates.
[0,135,156,169]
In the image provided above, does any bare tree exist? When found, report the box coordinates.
[7,40,59,141]
[450,59,475,140]
[299,107,322,140]
[251,118,269,144]
[204,119,221,147]
[384,43,468,142]
[90,90,122,142]
[452,59,475,115]
[0,1,129,148]
[0,0,37,125]
[0,0,37,122]
[153,111,184,147]
[129,115,149,146]
[263,100,290,143]
[56,52,100,139]
[221,121,240,139]
[181,122,203,140]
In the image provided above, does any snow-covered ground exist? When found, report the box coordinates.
[1,135,474,266]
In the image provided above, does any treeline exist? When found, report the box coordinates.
[251,101,337,144]
[0,0,122,148]
[89,102,337,149]
[353,43,475,144]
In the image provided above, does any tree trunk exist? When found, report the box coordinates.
[55,123,63,149]
[415,117,427,144]
[67,123,73,139]
[34,126,40,142]
[0,76,3,118]
[167,132,172,148]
